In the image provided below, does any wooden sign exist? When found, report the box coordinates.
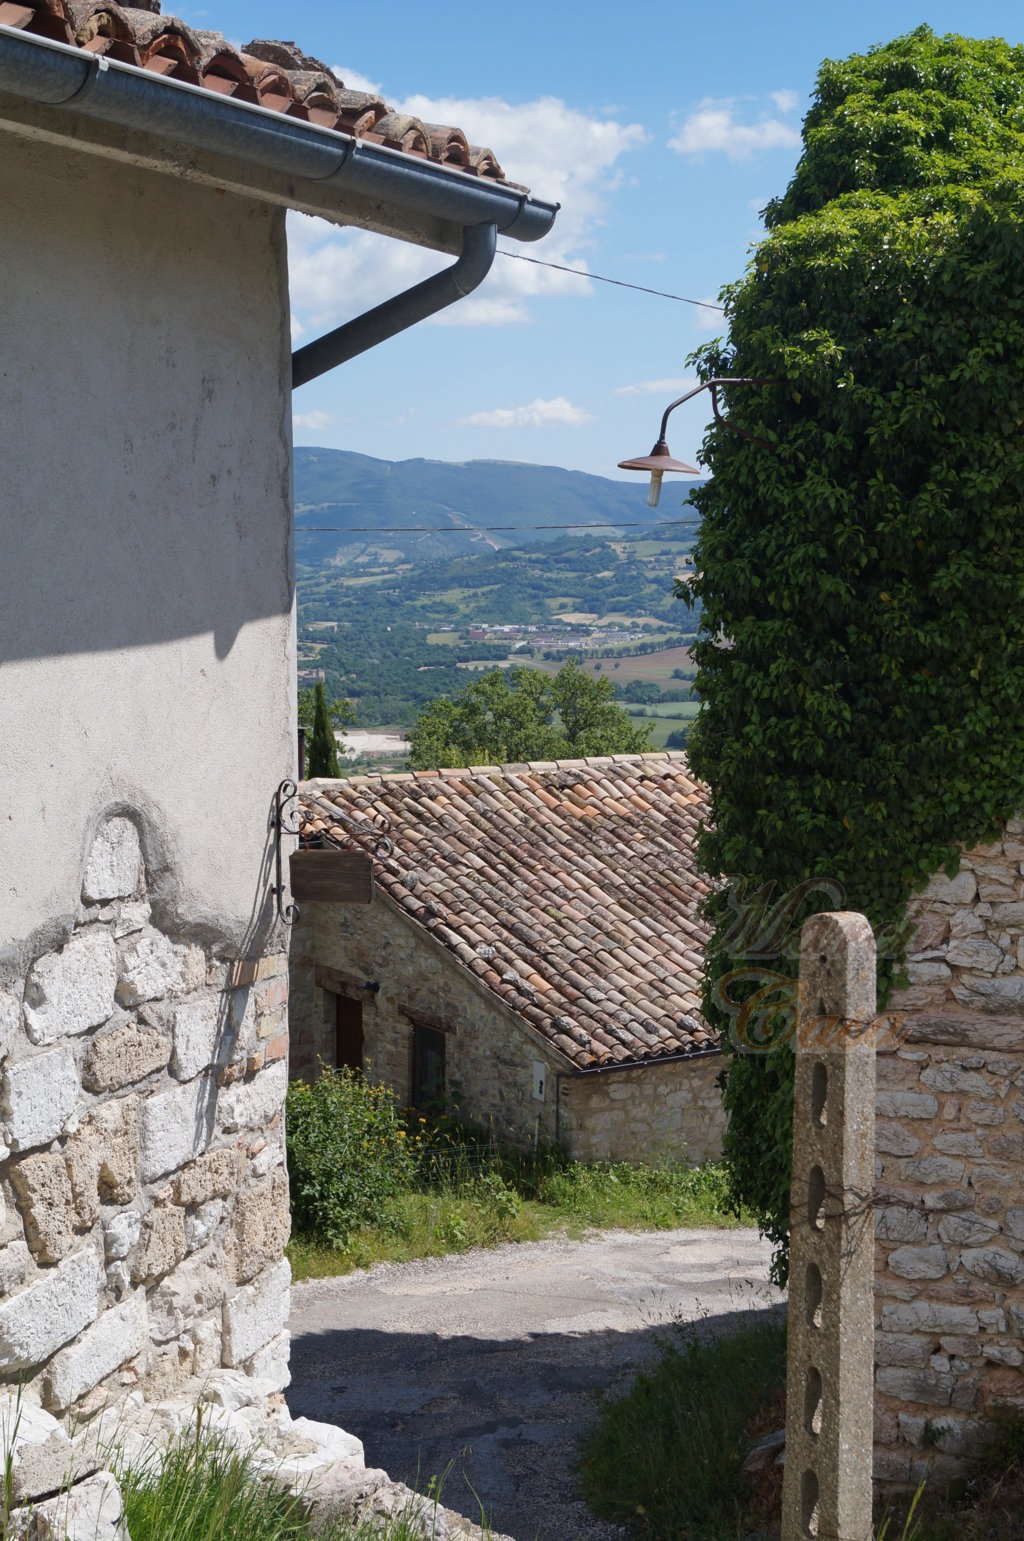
[289,849,374,905]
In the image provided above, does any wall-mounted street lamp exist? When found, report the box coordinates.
[618,376,779,506]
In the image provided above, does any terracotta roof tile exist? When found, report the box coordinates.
[300,752,717,1070]
[5,2,517,187]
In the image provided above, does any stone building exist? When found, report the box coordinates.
[871,823,1024,1486]
[291,754,726,1165]
[0,2,554,1527]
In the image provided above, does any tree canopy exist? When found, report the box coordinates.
[684,26,1024,1277]
[407,659,652,769]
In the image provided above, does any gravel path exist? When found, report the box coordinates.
[287,1228,779,1541]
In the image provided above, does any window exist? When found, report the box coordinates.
[333,993,363,1072]
[412,1023,445,1110]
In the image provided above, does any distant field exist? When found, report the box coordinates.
[630,714,694,749]
[635,701,700,719]
[535,645,695,684]
[427,631,461,644]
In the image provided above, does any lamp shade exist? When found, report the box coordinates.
[618,440,700,476]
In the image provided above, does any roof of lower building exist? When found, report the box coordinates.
[299,753,717,1070]
[1,1,515,185]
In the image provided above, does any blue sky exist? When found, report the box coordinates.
[181,0,1024,483]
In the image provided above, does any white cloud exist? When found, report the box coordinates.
[332,65,383,95]
[292,409,335,432]
[770,89,799,113]
[287,94,646,340]
[615,377,696,398]
[462,397,593,429]
[693,297,727,335]
[668,96,801,160]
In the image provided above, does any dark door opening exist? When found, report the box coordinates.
[412,1023,446,1110]
[334,994,364,1071]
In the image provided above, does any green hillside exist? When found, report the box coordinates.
[294,447,703,564]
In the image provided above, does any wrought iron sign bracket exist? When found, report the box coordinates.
[273,778,301,925]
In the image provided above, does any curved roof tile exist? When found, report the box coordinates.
[2,2,518,187]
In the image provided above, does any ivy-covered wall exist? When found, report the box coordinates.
[684,26,1024,1274]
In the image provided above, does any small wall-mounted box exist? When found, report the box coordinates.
[532,1060,546,1102]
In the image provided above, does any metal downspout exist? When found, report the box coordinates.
[291,222,498,388]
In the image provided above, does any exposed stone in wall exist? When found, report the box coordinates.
[0,814,292,1447]
[557,1054,725,1166]
[874,821,1024,1486]
[290,897,725,1164]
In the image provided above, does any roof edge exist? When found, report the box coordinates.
[303,749,693,791]
[0,24,559,250]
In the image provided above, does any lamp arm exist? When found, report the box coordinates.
[658,375,781,446]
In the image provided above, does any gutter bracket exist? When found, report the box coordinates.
[291,220,498,389]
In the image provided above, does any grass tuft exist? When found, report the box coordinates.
[577,1311,787,1541]
[118,1422,485,1541]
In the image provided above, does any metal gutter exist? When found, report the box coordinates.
[0,25,559,245]
[292,222,497,388]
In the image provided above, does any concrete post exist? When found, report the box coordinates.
[781,912,876,1541]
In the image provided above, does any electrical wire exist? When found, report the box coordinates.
[297,518,701,533]
[496,249,725,311]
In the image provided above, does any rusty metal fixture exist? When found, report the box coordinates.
[618,441,700,508]
[618,375,781,504]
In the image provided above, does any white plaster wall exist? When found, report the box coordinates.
[0,130,295,968]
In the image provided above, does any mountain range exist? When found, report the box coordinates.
[294,447,702,565]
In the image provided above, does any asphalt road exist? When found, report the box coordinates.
[287,1228,779,1541]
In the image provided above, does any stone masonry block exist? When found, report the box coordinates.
[938,1213,1000,1246]
[222,1259,290,1366]
[3,1045,80,1151]
[130,1206,187,1285]
[82,1021,169,1093]
[42,1292,148,1412]
[0,990,20,1063]
[0,1241,30,1297]
[876,1091,939,1120]
[173,1146,239,1206]
[148,1252,224,1343]
[23,930,117,1046]
[923,871,978,905]
[218,1061,288,1133]
[223,1171,290,1285]
[65,1098,140,1224]
[960,1247,1024,1286]
[83,818,142,903]
[246,1331,290,1391]
[140,1073,217,1181]
[7,1469,130,1541]
[116,933,202,1007]
[875,1367,954,1406]
[10,1152,76,1263]
[104,1211,142,1262]
[0,1249,102,1371]
[171,995,235,1081]
[876,1206,928,1243]
[887,1245,949,1281]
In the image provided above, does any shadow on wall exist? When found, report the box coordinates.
[3,491,293,662]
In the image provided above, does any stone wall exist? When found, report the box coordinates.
[0,814,291,1451]
[873,823,1024,1485]
[290,894,725,1164]
[557,1054,725,1166]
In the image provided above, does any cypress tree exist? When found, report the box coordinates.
[306,680,340,778]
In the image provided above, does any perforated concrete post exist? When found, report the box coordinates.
[781,912,876,1541]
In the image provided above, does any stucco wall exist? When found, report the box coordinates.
[289,896,726,1164]
[0,129,295,971]
[0,126,297,1459]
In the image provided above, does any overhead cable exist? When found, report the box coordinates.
[496,250,725,311]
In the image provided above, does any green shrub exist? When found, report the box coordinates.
[286,1068,417,1245]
